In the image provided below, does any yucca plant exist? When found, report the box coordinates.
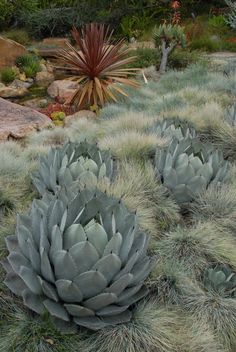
[32,141,113,196]
[3,187,152,331]
[155,137,229,204]
[153,24,186,73]
[57,23,139,110]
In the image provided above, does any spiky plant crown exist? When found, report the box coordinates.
[32,141,113,196]
[203,264,236,298]
[155,137,229,203]
[153,24,186,48]
[225,0,236,29]
[3,187,152,331]
[58,23,139,109]
[147,118,196,140]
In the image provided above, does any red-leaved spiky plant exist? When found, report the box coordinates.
[57,23,139,110]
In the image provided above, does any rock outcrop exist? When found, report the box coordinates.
[0,98,53,140]
[0,36,27,69]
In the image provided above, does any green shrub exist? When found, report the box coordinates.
[127,47,200,70]
[15,54,41,78]
[127,48,157,68]
[208,15,228,33]
[168,48,201,69]
[189,36,221,52]
[0,67,17,84]
[3,29,30,46]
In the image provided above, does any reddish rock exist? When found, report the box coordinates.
[0,36,27,69]
[65,110,96,125]
[0,98,53,141]
[47,80,79,102]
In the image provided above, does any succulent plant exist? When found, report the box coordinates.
[3,187,152,331]
[147,118,196,140]
[225,102,236,126]
[32,141,113,196]
[155,137,229,203]
[203,264,236,298]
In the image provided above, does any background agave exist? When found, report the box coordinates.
[155,137,229,203]
[203,264,236,298]
[147,117,196,140]
[3,188,152,331]
[57,23,139,110]
[32,141,113,196]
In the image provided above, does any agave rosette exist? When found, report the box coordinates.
[3,188,153,330]
[32,141,113,196]
[155,137,229,203]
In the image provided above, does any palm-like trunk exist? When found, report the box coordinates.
[159,40,177,73]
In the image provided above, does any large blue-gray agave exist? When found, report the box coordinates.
[3,188,152,330]
[32,141,113,196]
[155,137,229,203]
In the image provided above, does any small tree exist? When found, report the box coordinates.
[225,0,236,29]
[153,23,186,73]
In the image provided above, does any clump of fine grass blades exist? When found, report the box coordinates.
[99,131,166,160]
[79,301,222,352]
[97,160,180,240]
[190,184,236,224]
[0,302,81,352]
[183,288,236,351]
[156,222,236,276]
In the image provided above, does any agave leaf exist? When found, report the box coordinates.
[4,272,27,296]
[84,221,108,256]
[65,304,95,317]
[56,280,83,303]
[73,316,108,330]
[19,266,42,295]
[74,270,107,299]
[64,224,87,250]
[92,254,122,283]
[8,252,30,275]
[53,250,78,280]
[44,299,70,321]
[97,304,129,316]
[69,241,100,274]
[22,289,45,314]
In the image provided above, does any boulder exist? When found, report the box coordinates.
[65,110,96,125]
[22,98,48,109]
[0,86,28,98]
[35,71,55,86]
[10,79,33,89]
[0,98,53,141]
[0,36,27,69]
[47,79,79,102]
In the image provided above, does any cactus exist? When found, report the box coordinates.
[155,137,229,203]
[203,264,236,298]
[32,141,113,196]
[3,188,153,331]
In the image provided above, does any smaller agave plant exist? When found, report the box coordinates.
[225,102,236,126]
[32,141,113,196]
[203,264,236,298]
[3,188,153,330]
[155,137,229,203]
[147,118,196,140]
